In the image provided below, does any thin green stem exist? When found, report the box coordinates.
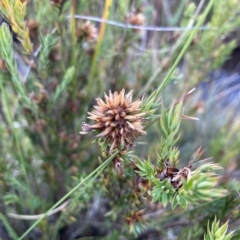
[86,0,113,97]
[137,0,204,98]
[71,0,77,98]
[55,21,66,72]
[155,0,215,97]
[18,150,119,240]
[70,0,77,67]
[0,213,19,240]
[52,166,102,239]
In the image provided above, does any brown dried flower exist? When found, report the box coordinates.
[30,88,48,110]
[126,12,145,26]
[33,119,46,132]
[171,167,191,189]
[26,19,38,39]
[125,210,145,226]
[113,158,124,177]
[76,21,97,42]
[80,89,146,152]
[159,160,192,190]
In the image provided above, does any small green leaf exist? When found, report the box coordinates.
[162,192,168,207]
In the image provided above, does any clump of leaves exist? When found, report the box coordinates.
[135,101,227,209]
[204,217,234,240]
[0,0,32,53]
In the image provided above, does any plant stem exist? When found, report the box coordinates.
[18,150,119,240]
[71,0,77,98]
[0,213,19,240]
[70,0,77,67]
[52,166,104,239]
[155,0,214,97]
[137,0,205,98]
[86,0,113,96]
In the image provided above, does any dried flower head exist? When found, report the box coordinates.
[159,160,192,190]
[33,119,46,132]
[126,12,145,26]
[76,21,97,42]
[80,89,146,152]
[171,167,191,189]
[29,88,48,111]
[125,210,145,227]
[113,157,124,177]
[26,19,38,39]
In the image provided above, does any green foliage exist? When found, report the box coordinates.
[135,156,156,180]
[39,33,59,79]
[0,0,32,53]
[136,102,227,210]
[181,2,196,27]
[158,101,182,165]
[51,66,75,103]
[178,224,203,240]
[204,218,234,240]
[34,0,61,28]
[0,213,18,240]
[182,0,240,85]
[141,90,160,116]
[151,179,175,207]
[0,0,240,239]
[0,24,33,109]
[175,163,227,207]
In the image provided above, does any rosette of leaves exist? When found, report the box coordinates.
[136,159,227,209]
[135,157,174,207]
[157,100,183,167]
[204,217,234,240]
[141,90,161,117]
[172,163,227,209]
[151,178,175,207]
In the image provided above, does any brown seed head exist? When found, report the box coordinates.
[172,167,192,189]
[30,89,48,110]
[33,119,46,132]
[26,19,38,39]
[80,89,146,152]
[76,21,97,42]
[159,160,192,190]
[126,12,145,26]
[113,157,124,177]
[125,210,145,226]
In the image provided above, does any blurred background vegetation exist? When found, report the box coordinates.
[0,0,240,239]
